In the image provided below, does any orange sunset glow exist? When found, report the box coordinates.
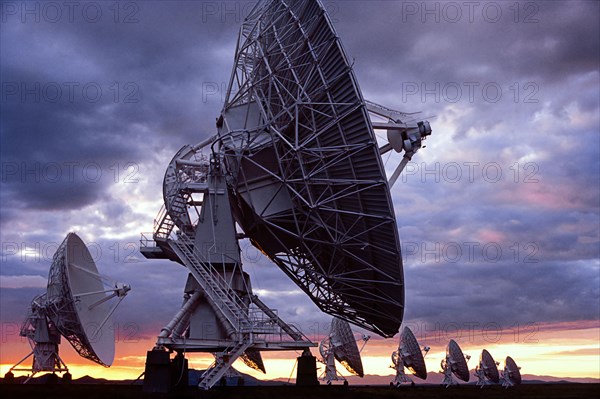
[2,320,598,382]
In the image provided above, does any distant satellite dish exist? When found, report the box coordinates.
[474,349,500,386]
[500,356,522,387]
[391,326,429,386]
[6,233,130,383]
[319,318,369,384]
[441,339,470,387]
[332,318,366,377]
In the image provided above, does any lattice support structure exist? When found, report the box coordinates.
[216,0,431,338]
[144,137,314,390]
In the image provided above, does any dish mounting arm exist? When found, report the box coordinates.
[366,100,432,188]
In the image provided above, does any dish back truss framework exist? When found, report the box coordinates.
[218,0,430,338]
[141,0,431,390]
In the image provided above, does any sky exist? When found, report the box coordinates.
[1,0,599,383]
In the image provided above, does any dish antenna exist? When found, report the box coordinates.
[140,0,432,390]
[474,349,500,386]
[319,317,369,384]
[440,339,470,387]
[5,233,130,383]
[390,326,429,387]
[218,0,432,339]
[500,356,522,387]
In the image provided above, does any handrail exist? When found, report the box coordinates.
[171,233,251,330]
[170,233,313,343]
[156,160,210,242]
[139,232,155,248]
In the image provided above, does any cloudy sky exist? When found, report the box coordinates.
[1,0,598,382]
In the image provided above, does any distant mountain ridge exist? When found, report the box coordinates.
[341,372,599,385]
[3,370,598,386]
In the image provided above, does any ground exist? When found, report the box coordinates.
[1,383,599,399]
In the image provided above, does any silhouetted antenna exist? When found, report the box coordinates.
[500,356,522,387]
[474,349,500,386]
[7,233,130,383]
[319,317,369,384]
[441,339,470,387]
[391,326,429,387]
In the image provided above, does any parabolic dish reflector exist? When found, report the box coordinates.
[331,318,364,377]
[46,233,115,366]
[505,356,522,385]
[399,327,427,380]
[481,349,499,383]
[218,0,404,338]
[447,339,469,382]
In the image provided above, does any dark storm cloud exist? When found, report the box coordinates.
[403,259,600,327]
[334,1,599,86]
[393,128,600,262]
[1,2,238,216]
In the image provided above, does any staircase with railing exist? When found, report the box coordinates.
[198,337,252,390]
[153,205,175,241]
[154,177,192,242]
[168,234,250,333]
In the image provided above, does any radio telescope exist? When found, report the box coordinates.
[319,318,369,384]
[140,0,432,390]
[5,233,130,383]
[441,340,471,387]
[500,356,522,387]
[390,326,429,387]
[474,349,500,386]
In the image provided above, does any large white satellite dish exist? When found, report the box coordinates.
[6,233,130,383]
[500,356,522,387]
[390,326,429,386]
[474,349,500,386]
[440,339,470,387]
[319,317,369,384]
[140,0,432,390]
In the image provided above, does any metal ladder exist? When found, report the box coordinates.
[168,235,250,333]
[154,206,175,241]
[198,337,252,390]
